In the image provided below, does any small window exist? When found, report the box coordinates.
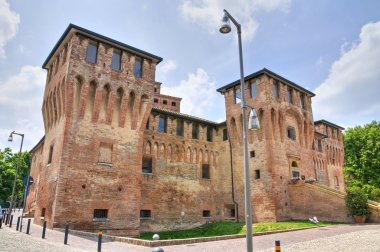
[222,128,228,141]
[272,81,280,99]
[230,208,236,218]
[171,101,176,106]
[300,93,306,109]
[287,87,293,104]
[154,88,157,93]
[48,146,53,164]
[176,118,184,136]
[154,98,158,103]
[140,209,151,219]
[93,209,108,219]
[334,176,339,188]
[111,49,121,71]
[255,169,260,179]
[158,115,167,133]
[202,164,210,179]
[86,40,98,63]
[287,126,296,140]
[235,87,241,104]
[134,56,142,78]
[146,118,150,130]
[207,126,213,142]
[317,140,322,152]
[292,171,300,178]
[163,100,167,105]
[250,150,255,158]
[41,208,46,218]
[142,156,152,174]
[192,122,199,139]
[250,81,257,98]
[202,210,211,218]
[98,142,112,164]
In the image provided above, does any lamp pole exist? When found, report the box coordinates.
[8,131,24,215]
[220,9,254,252]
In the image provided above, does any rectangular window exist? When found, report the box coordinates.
[146,118,150,130]
[203,210,211,218]
[318,140,322,152]
[163,100,167,105]
[85,41,98,63]
[192,122,199,139]
[93,209,108,219]
[300,93,305,109]
[158,115,167,133]
[142,156,152,174]
[287,87,293,104]
[134,56,142,78]
[111,49,121,71]
[171,101,176,106]
[223,128,228,141]
[292,171,300,178]
[98,142,112,164]
[41,208,46,218]
[250,150,255,158]
[287,126,296,140]
[334,176,339,188]
[140,209,151,219]
[255,169,261,179]
[250,81,257,98]
[230,208,236,218]
[235,87,241,104]
[202,164,210,179]
[207,126,213,142]
[48,146,53,164]
[154,98,158,103]
[272,81,280,99]
[176,119,184,136]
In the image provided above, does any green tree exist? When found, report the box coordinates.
[344,121,380,200]
[0,148,31,207]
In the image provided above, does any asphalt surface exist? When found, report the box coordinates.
[1,211,380,251]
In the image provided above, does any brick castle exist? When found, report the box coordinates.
[26,24,353,235]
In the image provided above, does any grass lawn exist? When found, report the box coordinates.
[137,220,342,240]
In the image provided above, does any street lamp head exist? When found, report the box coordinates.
[219,12,231,34]
[248,108,260,130]
[8,131,14,142]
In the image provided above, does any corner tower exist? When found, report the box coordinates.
[32,24,162,235]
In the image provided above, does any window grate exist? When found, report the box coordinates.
[93,209,108,219]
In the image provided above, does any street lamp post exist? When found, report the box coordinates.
[8,131,24,215]
[219,9,260,252]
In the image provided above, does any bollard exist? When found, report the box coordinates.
[9,215,13,228]
[26,219,31,234]
[16,216,20,231]
[152,234,164,252]
[0,218,2,228]
[64,224,69,245]
[20,219,23,232]
[275,240,281,252]
[5,214,9,225]
[42,221,47,239]
[97,229,103,252]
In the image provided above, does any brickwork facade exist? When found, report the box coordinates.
[26,24,348,235]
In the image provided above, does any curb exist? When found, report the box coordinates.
[55,224,332,247]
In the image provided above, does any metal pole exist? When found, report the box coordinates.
[8,133,24,215]
[26,219,31,234]
[64,224,69,245]
[16,216,20,230]
[20,156,32,234]
[9,215,13,227]
[223,9,253,252]
[98,229,103,252]
[42,221,47,239]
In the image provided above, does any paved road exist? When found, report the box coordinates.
[1,212,380,251]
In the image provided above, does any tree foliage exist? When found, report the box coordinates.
[345,187,371,216]
[0,148,31,207]
[344,121,380,200]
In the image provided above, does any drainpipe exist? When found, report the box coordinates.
[228,134,239,222]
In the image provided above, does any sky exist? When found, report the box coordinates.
[0,0,379,151]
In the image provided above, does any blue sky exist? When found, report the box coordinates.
[1,0,380,151]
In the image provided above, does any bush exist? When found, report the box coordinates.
[345,188,371,216]
[369,188,380,202]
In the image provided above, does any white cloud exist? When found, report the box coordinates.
[313,21,380,127]
[161,68,218,119]
[179,0,290,42]
[0,0,20,58]
[157,59,178,82]
[0,65,46,151]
